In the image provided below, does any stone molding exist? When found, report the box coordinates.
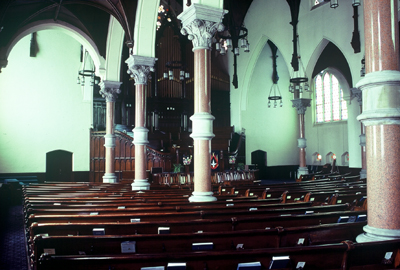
[350,87,362,104]
[104,134,116,148]
[133,126,149,145]
[102,173,117,183]
[131,179,150,190]
[356,225,400,243]
[298,138,307,148]
[291,98,311,115]
[190,112,215,140]
[189,191,217,202]
[99,80,122,102]
[357,70,400,125]
[178,4,227,50]
[125,55,156,85]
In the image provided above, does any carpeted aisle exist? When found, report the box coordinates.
[0,203,29,270]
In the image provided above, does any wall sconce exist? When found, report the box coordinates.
[330,0,339,8]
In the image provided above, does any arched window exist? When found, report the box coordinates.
[315,70,348,123]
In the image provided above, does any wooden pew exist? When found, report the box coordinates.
[30,221,366,270]
[29,210,367,242]
[34,239,400,270]
[26,203,353,227]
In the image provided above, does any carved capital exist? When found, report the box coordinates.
[125,55,156,85]
[350,87,362,104]
[291,98,311,115]
[99,80,122,102]
[178,4,227,50]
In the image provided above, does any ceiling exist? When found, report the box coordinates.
[0,0,253,62]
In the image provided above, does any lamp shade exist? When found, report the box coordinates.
[330,0,338,8]
[352,0,360,6]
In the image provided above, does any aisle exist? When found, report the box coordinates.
[0,204,28,270]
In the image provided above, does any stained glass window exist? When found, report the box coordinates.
[314,70,348,123]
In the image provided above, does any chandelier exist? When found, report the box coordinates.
[267,40,282,108]
[77,47,96,87]
[163,61,189,81]
[288,39,310,94]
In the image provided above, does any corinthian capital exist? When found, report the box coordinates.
[99,80,122,102]
[178,4,227,50]
[291,98,312,115]
[125,55,156,85]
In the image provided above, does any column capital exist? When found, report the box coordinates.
[125,55,156,85]
[178,4,227,50]
[99,80,122,102]
[350,87,362,105]
[291,98,311,115]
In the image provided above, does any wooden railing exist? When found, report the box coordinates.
[90,131,174,182]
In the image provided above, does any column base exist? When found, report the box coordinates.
[189,191,217,202]
[360,169,367,179]
[131,179,150,190]
[297,167,309,178]
[356,225,400,243]
[102,173,117,183]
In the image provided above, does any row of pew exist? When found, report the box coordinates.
[23,175,400,270]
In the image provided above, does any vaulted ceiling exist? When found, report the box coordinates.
[0,0,253,61]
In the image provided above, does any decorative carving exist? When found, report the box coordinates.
[125,55,156,85]
[351,87,362,104]
[181,19,224,50]
[99,81,122,102]
[178,4,227,50]
[291,98,311,115]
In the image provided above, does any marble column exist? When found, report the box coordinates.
[291,98,311,177]
[178,4,227,202]
[356,0,400,242]
[125,55,156,190]
[99,80,122,183]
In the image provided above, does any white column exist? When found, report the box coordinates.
[99,80,122,183]
[125,55,156,190]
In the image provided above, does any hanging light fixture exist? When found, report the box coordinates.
[215,24,250,89]
[352,0,360,6]
[330,0,338,8]
[163,61,189,81]
[289,39,310,94]
[267,40,282,108]
[77,47,96,87]
[360,56,365,77]
[268,84,283,108]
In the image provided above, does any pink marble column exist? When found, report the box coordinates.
[125,55,156,190]
[178,4,227,202]
[99,81,122,183]
[291,98,311,178]
[356,0,400,242]
[134,84,148,182]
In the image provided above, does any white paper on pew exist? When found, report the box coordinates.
[384,252,393,260]
[121,241,136,253]
[130,218,141,222]
[158,227,170,234]
[167,262,186,270]
[236,261,261,270]
[297,238,305,245]
[267,194,271,198]
[90,212,99,215]
[226,199,233,201]
[53,203,61,205]
[337,200,342,203]
[192,242,213,251]
[226,204,234,207]
[118,206,125,209]
[296,262,306,268]
[249,208,257,211]
[92,228,105,235]
[236,243,244,250]
[141,267,165,270]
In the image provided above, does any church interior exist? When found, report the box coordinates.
[1,0,400,269]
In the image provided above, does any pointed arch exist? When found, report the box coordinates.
[1,20,105,78]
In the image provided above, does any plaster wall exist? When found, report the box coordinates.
[0,30,92,173]
[230,0,365,169]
